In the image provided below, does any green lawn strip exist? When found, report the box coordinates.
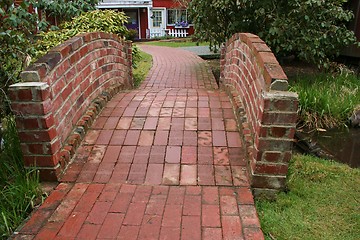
[143,40,209,48]
[133,49,152,88]
[0,116,41,239]
[256,154,360,240]
[289,72,360,129]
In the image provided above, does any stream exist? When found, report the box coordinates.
[297,128,360,168]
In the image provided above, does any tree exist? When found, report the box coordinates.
[0,0,99,118]
[189,0,358,68]
[173,0,191,8]
[34,0,99,26]
[0,1,40,117]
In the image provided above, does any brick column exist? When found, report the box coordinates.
[219,45,226,86]
[9,82,61,181]
[125,40,133,88]
[250,91,298,195]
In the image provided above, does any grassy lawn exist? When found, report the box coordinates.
[133,49,152,88]
[0,116,41,239]
[289,72,360,129]
[143,39,209,48]
[256,154,360,240]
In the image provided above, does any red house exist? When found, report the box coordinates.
[97,0,194,39]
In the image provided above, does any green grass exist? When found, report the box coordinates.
[133,50,152,88]
[143,39,209,48]
[289,72,360,129]
[256,154,360,240]
[0,116,41,239]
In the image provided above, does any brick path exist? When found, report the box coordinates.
[14,45,264,240]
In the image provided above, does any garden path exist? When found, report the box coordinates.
[14,45,264,240]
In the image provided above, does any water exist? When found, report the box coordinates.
[310,128,360,168]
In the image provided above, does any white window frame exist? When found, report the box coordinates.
[152,10,163,28]
[167,9,191,26]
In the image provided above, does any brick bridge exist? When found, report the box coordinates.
[10,32,298,239]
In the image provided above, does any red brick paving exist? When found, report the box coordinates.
[13,45,263,239]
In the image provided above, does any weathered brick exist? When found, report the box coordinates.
[254,162,288,175]
[258,138,294,151]
[251,174,286,189]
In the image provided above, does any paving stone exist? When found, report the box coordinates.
[202,204,221,227]
[222,216,243,240]
[202,228,223,240]
[162,204,182,228]
[96,213,124,238]
[181,216,201,240]
[165,146,181,164]
[57,212,87,238]
[162,164,180,185]
[75,223,101,240]
[181,146,197,164]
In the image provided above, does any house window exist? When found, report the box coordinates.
[152,10,162,27]
[167,9,189,25]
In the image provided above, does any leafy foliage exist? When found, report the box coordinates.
[0,0,97,118]
[125,29,139,41]
[34,0,99,24]
[0,116,41,239]
[0,1,40,117]
[35,10,129,58]
[190,0,358,68]
[34,10,145,76]
[261,0,357,69]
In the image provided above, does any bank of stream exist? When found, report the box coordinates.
[206,58,360,169]
[296,128,360,168]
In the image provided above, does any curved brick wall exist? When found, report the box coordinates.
[9,32,133,180]
[220,33,298,195]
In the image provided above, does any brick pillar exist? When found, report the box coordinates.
[9,82,61,181]
[219,45,226,86]
[125,40,133,88]
[250,91,298,196]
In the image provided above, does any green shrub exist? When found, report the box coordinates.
[34,0,99,24]
[261,0,358,69]
[35,10,129,58]
[35,10,144,84]
[190,0,358,68]
[125,29,138,41]
[132,44,142,69]
[0,0,99,118]
[0,1,41,118]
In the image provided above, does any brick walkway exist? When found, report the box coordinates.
[14,45,264,240]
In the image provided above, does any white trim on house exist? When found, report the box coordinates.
[137,8,141,39]
[96,1,192,39]
[97,0,152,9]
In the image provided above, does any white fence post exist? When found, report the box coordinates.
[168,28,188,38]
[149,28,166,39]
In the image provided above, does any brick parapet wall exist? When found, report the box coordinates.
[220,33,298,195]
[9,32,133,181]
